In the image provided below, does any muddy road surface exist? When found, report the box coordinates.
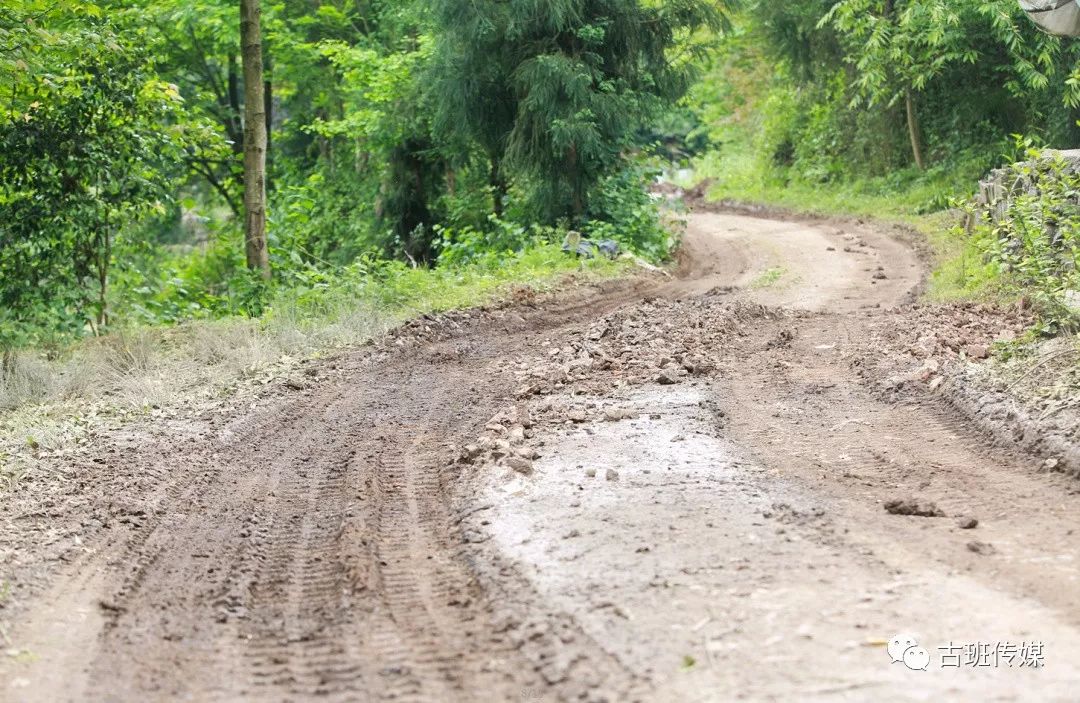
[3,212,1079,702]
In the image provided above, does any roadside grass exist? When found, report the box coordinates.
[0,244,631,475]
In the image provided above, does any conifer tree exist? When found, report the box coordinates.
[431,0,726,222]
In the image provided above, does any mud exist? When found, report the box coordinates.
[3,211,1080,702]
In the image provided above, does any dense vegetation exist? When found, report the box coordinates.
[6,0,1080,358]
[1,0,723,350]
[686,0,1080,326]
[690,0,1080,207]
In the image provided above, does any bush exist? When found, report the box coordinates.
[957,144,1080,333]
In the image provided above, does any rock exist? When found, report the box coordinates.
[605,468,619,482]
[883,498,945,518]
[508,425,526,443]
[284,378,308,391]
[514,446,540,460]
[490,439,511,459]
[656,370,680,385]
[585,468,597,478]
[459,444,482,464]
[966,540,996,556]
[567,409,587,423]
[916,358,940,382]
[1042,457,1060,471]
[965,344,990,360]
[957,517,979,529]
[603,408,637,422]
[682,358,715,375]
[506,457,533,475]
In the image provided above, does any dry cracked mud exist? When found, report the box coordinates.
[2,212,1079,702]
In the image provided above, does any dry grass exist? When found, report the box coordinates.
[0,304,394,477]
[0,310,388,415]
[0,245,634,493]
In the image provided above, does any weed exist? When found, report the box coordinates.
[750,267,787,289]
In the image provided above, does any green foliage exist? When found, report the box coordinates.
[0,2,209,347]
[585,163,674,260]
[688,0,1080,215]
[3,0,686,356]
[434,217,558,268]
[431,0,726,222]
[820,0,1078,109]
[955,144,1080,333]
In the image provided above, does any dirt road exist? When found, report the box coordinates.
[3,212,1079,701]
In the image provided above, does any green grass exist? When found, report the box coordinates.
[749,266,787,289]
[264,243,629,338]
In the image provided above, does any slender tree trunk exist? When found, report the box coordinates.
[227,53,244,154]
[489,155,506,218]
[446,167,457,196]
[95,227,112,329]
[904,86,925,171]
[264,52,273,192]
[567,144,584,220]
[241,0,271,278]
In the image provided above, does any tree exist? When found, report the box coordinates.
[0,3,203,345]
[240,0,270,278]
[821,0,1072,169]
[136,0,245,216]
[306,28,447,263]
[431,0,726,223]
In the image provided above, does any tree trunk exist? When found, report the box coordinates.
[489,156,506,218]
[567,144,584,220]
[96,229,110,329]
[904,85,925,171]
[241,0,271,279]
[227,53,242,153]
[264,52,273,192]
[446,167,457,196]
[93,227,112,332]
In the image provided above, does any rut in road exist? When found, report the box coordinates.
[4,212,1079,702]
[4,280,652,702]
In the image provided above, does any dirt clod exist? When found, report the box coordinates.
[883,498,945,517]
[506,457,534,475]
[657,370,680,385]
[603,408,637,422]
